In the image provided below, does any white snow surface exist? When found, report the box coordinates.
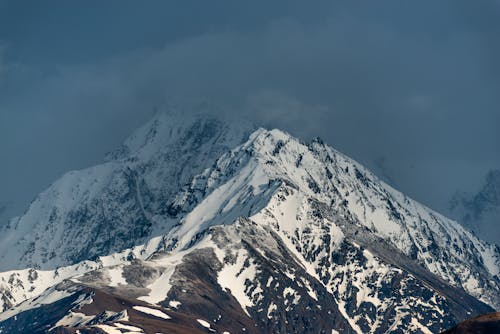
[106,266,127,287]
[132,306,171,320]
[217,249,260,315]
[196,319,212,328]
[0,286,73,321]
[94,323,144,334]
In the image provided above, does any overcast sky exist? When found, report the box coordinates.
[0,1,499,243]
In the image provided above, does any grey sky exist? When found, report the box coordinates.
[0,1,499,243]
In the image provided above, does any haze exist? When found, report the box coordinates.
[0,0,498,244]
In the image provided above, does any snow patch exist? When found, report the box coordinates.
[217,249,259,315]
[107,266,127,287]
[133,306,171,319]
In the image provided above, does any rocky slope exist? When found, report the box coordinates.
[441,312,500,334]
[0,111,498,333]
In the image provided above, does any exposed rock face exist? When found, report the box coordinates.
[0,111,498,333]
[441,312,500,334]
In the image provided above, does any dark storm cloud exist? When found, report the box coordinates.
[0,1,498,243]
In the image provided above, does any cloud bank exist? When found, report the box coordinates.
[0,1,498,243]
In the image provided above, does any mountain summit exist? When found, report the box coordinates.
[0,111,253,271]
[0,111,498,333]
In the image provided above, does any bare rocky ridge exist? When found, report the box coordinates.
[441,312,500,334]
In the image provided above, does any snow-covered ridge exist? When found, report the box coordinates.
[245,128,499,307]
[0,111,498,332]
[0,111,254,271]
[155,125,499,308]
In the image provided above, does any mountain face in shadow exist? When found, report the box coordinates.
[442,312,500,334]
[450,169,500,246]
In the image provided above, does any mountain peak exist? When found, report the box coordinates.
[0,109,254,271]
[0,111,499,333]
[107,109,255,162]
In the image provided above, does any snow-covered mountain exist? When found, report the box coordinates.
[0,111,498,333]
[0,111,252,271]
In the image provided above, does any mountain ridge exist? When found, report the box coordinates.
[0,111,498,333]
[0,111,254,271]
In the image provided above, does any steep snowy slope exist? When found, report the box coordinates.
[0,112,498,333]
[0,111,253,271]
[153,127,499,309]
[0,215,493,333]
